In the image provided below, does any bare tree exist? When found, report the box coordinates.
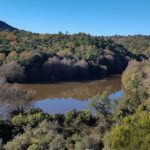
[0,61,25,83]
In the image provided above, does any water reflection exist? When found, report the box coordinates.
[22,75,121,100]
[0,103,33,119]
[35,98,93,114]
[35,90,123,114]
[0,75,122,115]
[109,90,124,100]
[0,96,34,118]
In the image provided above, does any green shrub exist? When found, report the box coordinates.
[104,109,150,150]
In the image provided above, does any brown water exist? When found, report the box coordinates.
[0,75,122,115]
[22,75,121,100]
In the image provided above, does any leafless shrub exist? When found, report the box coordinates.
[0,83,36,103]
[47,56,61,64]
[0,61,25,83]
[75,59,89,69]
[74,59,89,79]
[41,56,90,81]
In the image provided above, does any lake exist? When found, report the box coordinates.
[0,75,122,115]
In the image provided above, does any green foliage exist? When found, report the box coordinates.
[11,111,47,127]
[104,59,150,149]
[6,51,19,62]
[2,109,102,150]
[89,92,111,116]
[104,109,150,150]
[75,135,102,150]
[0,53,6,64]
[1,28,150,149]
[121,60,150,112]
[0,30,140,83]
[19,51,33,65]
[112,35,150,56]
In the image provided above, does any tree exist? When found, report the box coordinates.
[0,53,6,64]
[89,92,111,117]
[6,51,19,62]
[0,61,25,83]
[104,109,150,150]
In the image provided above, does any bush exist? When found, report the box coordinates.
[0,53,6,64]
[89,92,111,117]
[104,109,150,150]
[4,120,65,150]
[6,51,19,62]
[19,51,33,65]
[121,60,150,111]
[41,56,89,81]
[0,61,25,83]
[0,83,35,103]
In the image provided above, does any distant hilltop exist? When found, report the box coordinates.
[0,20,18,31]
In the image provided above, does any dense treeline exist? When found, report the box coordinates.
[0,30,145,82]
[111,35,150,56]
[1,109,105,150]
[0,21,150,149]
[0,60,150,149]
[104,60,150,150]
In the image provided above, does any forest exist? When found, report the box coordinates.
[0,22,147,83]
[0,21,150,149]
[0,59,150,150]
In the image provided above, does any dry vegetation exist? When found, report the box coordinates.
[0,83,36,104]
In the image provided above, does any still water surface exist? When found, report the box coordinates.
[0,75,123,115]
[24,75,122,114]
[22,75,122,100]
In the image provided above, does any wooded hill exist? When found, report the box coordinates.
[0,21,147,82]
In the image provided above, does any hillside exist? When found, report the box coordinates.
[111,35,150,56]
[0,21,147,82]
[0,20,18,31]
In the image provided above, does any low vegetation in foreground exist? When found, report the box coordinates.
[0,21,150,150]
[0,60,150,150]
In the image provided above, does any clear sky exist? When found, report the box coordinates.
[0,0,149,35]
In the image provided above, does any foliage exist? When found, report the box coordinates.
[121,60,150,112]
[0,53,6,64]
[104,109,150,150]
[1,23,150,149]
[6,51,19,62]
[2,109,103,150]
[111,35,150,56]
[103,60,150,149]
[0,30,141,82]
[89,92,111,117]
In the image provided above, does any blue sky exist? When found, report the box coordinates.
[0,0,149,35]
